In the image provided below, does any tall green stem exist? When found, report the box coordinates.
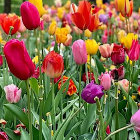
[26,80,33,140]
[79,65,82,134]
[95,97,105,140]
[90,55,92,82]
[105,124,134,140]
[52,79,56,132]
[115,82,119,140]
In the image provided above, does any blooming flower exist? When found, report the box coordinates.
[118,79,129,92]
[82,72,95,83]
[4,84,21,103]
[48,21,57,35]
[0,132,9,140]
[81,81,104,104]
[58,76,77,96]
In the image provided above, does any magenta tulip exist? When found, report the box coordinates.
[4,39,35,80]
[20,1,40,30]
[4,84,21,103]
[131,109,140,133]
[128,40,140,61]
[72,39,87,65]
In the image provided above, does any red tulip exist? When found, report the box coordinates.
[20,2,40,30]
[0,13,7,25]
[42,51,64,78]
[0,132,8,140]
[82,72,95,83]
[128,40,140,61]
[4,39,35,80]
[111,44,125,65]
[1,14,20,35]
[70,0,91,30]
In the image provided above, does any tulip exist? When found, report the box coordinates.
[111,44,125,65]
[4,39,35,80]
[84,29,92,38]
[0,13,7,25]
[40,20,44,30]
[99,44,114,58]
[121,33,138,50]
[48,21,57,35]
[70,1,91,30]
[99,72,111,90]
[18,18,26,33]
[85,39,99,55]
[118,79,129,92]
[72,39,87,65]
[110,66,125,81]
[106,125,111,135]
[58,76,77,96]
[63,34,72,46]
[99,14,108,24]
[4,84,21,103]
[1,14,20,35]
[82,72,95,83]
[20,2,40,30]
[117,30,126,43]
[42,51,64,78]
[0,132,9,140]
[115,0,133,18]
[57,7,65,19]
[29,0,46,16]
[102,35,108,44]
[55,27,69,44]
[130,109,140,133]
[128,40,140,61]
[81,81,104,104]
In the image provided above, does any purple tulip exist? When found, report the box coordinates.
[81,81,104,104]
[99,14,109,24]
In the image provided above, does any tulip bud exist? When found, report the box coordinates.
[99,44,113,58]
[42,51,64,78]
[4,84,21,103]
[4,39,35,80]
[131,109,140,133]
[99,72,111,90]
[118,79,129,92]
[72,39,87,65]
[0,132,8,140]
[63,34,72,46]
[81,81,104,104]
[20,2,40,30]
[102,35,108,44]
[18,18,26,33]
[48,21,57,35]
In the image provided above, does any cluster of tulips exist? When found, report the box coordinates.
[0,0,140,140]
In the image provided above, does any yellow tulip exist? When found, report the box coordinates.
[48,21,57,35]
[29,0,46,16]
[55,27,69,44]
[96,0,103,8]
[133,20,138,30]
[119,13,125,21]
[84,29,92,38]
[57,7,65,19]
[117,30,126,43]
[132,95,136,100]
[32,56,38,64]
[85,39,99,55]
[121,33,138,50]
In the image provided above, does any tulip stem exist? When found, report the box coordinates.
[90,55,92,82]
[26,80,33,140]
[115,81,119,140]
[39,97,43,140]
[95,97,105,140]
[85,63,89,84]
[105,124,134,140]
[79,65,82,134]
[52,79,56,132]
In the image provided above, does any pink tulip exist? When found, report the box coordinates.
[131,109,140,133]
[0,55,3,66]
[99,44,114,58]
[99,72,111,90]
[64,34,72,46]
[40,20,44,30]
[102,35,108,44]
[18,18,26,33]
[4,84,21,103]
[128,40,140,61]
[72,39,87,65]
[20,2,40,30]
[118,79,129,92]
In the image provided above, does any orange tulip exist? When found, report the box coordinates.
[1,14,20,35]
[70,0,91,30]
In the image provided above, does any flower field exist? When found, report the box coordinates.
[0,0,140,140]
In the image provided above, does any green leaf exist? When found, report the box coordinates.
[4,104,29,128]
[94,55,105,75]
[78,133,92,140]
[65,121,82,140]
[32,110,51,140]
[3,128,20,140]
[81,104,96,134]
[0,76,13,88]
[20,129,30,140]
[29,78,39,95]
